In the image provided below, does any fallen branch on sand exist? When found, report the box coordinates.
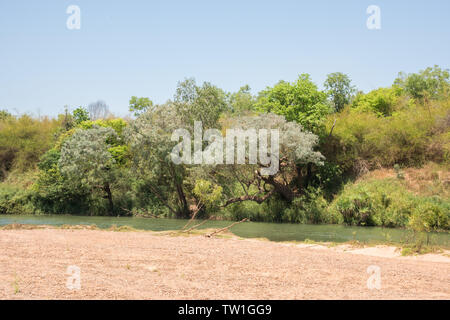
[205,218,248,238]
[182,204,203,230]
[182,216,215,233]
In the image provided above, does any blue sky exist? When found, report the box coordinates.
[0,0,449,117]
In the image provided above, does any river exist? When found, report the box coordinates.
[0,214,448,246]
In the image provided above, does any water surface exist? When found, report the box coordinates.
[1,215,448,246]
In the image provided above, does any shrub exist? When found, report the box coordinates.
[0,115,61,178]
[283,188,329,224]
[333,187,377,226]
[0,186,38,215]
[409,200,449,232]
[325,97,449,173]
[328,178,449,229]
[351,87,403,116]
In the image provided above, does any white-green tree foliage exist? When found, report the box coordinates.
[58,126,118,212]
[228,113,324,166]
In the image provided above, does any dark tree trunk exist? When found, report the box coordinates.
[260,174,295,202]
[103,183,114,215]
[305,163,313,188]
[175,181,190,219]
[295,163,313,191]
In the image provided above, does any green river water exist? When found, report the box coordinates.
[1,215,449,246]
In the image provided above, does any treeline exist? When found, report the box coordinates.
[0,66,449,232]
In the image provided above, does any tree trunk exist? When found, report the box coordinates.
[305,163,313,188]
[260,174,295,202]
[104,183,114,215]
[175,181,190,219]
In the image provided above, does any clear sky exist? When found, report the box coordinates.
[1,0,449,117]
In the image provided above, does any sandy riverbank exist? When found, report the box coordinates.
[0,227,449,299]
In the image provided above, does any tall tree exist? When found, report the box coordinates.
[129,96,153,117]
[395,65,450,101]
[174,78,229,129]
[126,104,192,218]
[256,74,331,133]
[196,113,324,205]
[72,106,90,124]
[324,72,355,112]
[229,85,256,114]
[58,126,119,214]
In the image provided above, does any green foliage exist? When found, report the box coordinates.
[0,115,60,179]
[333,187,377,226]
[108,145,129,165]
[72,107,90,124]
[256,74,332,133]
[324,72,355,112]
[0,185,38,215]
[329,178,449,229]
[351,87,403,116]
[0,110,12,120]
[326,98,449,173]
[58,127,120,214]
[2,68,450,228]
[125,104,191,218]
[283,188,329,224]
[229,85,256,115]
[193,179,223,211]
[175,78,229,129]
[129,96,153,117]
[395,65,450,101]
[78,118,127,138]
[59,127,118,184]
[409,200,449,232]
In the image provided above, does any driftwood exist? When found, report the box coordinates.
[182,204,203,230]
[182,216,214,233]
[205,218,248,238]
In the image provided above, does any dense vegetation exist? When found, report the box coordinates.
[1,66,449,232]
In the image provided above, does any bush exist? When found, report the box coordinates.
[328,178,449,229]
[325,97,450,173]
[0,186,38,215]
[333,187,377,226]
[351,87,403,116]
[409,200,449,232]
[0,115,61,179]
[283,188,329,224]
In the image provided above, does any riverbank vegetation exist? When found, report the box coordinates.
[1,66,449,234]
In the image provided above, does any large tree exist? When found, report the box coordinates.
[229,85,256,115]
[256,74,331,133]
[324,72,355,112]
[174,78,229,129]
[125,103,192,218]
[197,113,324,206]
[395,65,450,101]
[58,126,119,214]
[129,96,153,117]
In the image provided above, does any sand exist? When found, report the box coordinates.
[0,227,448,300]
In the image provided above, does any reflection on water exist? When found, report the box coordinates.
[0,215,448,246]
